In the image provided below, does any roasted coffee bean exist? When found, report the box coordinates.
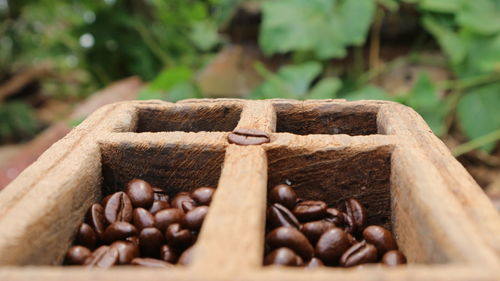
[363,225,397,255]
[342,212,355,234]
[305,257,324,268]
[264,247,300,266]
[154,208,184,232]
[84,246,118,268]
[104,192,133,224]
[111,241,139,264]
[75,223,97,249]
[171,192,196,212]
[292,200,327,222]
[149,200,170,214]
[227,128,270,146]
[300,220,335,244]
[315,228,351,265]
[152,187,169,202]
[183,206,209,230]
[382,250,406,266]
[86,203,106,238]
[103,222,137,243]
[340,241,378,267]
[178,245,195,265]
[266,226,314,260]
[131,258,173,268]
[133,208,155,230]
[268,203,300,229]
[270,184,297,210]
[126,179,155,209]
[65,246,91,265]
[325,208,345,225]
[191,187,215,205]
[165,223,193,248]
[160,244,177,263]
[345,199,367,235]
[139,227,164,257]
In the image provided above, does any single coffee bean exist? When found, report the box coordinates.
[264,247,300,266]
[139,227,164,257]
[342,212,356,234]
[227,128,270,146]
[305,257,324,268]
[154,208,184,232]
[84,246,118,268]
[339,241,378,267]
[191,187,215,205]
[75,223,97,249]
[325,208,345,225]
[183,206,209,230]
[111,241,139,264]
[315,228,351,265]
[104,192,133,224]
[269,184,297,210]
[266,226,314,260]
[345,198,367,235]
[171,192,196,212]
[160,244,177,263]
[382,250,406,266]
[292,200,327,222]
[152,187,169,202]
[126,179,155,209]
[149,200,170,214]
[103,221,137,243]
[300,220,336,244]
[178,245,195,265]
[131,257,173,268]
[86,203,106,238]
[165,223,193,249]
[268,203,300,229]
[133,208,155,230]
[363,225,397,256]
[65,246,91,265]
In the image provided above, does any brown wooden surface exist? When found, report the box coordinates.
[0,99,499,280]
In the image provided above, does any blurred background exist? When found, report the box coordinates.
[0,0,499,207]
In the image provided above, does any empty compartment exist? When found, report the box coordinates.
[274,103,379,135]
[135,104,242,133]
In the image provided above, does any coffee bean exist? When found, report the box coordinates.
[270,184,297,210]
[154,208,184,232]
[86,203,106,238]
[266,226,314,260]
[165,223,193,249]
[305,257,324,268]
[126,179,154,209]
[268,203,300,229]
[131,258,173,267]
[75,223,97,249]
[264,247,300,266]
[139,227,164,257]
[111,241,139,264]
[382,250,406,266]
[325,208,345,225]
[183,206,209,230]
[103,222,137,243]
[149,200,170,214]
[84,246,118,268]
[300,220,335,244]
[363,225,397,256]
[191,187,215,205]
[160,244,177,263]
[227,128,270,146]
[152,187,169,202]
[345,199,367,235]
[315,228,351,265]
[342,212,355,234]
[171,192,196,212]
[65,246,91,265]
[340,241,378,267]
[292,200,327,222]
[178,245,195,265]
[133,208,155,230]
[104,192,133,224]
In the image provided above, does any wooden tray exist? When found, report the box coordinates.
[0,99,499,281]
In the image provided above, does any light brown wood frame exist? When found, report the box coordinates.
[0,99,499,281]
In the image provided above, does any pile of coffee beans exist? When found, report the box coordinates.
[264,184,406,267]
[64,179,215,268]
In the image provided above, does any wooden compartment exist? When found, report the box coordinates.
[0,99,499,281]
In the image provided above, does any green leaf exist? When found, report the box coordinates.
[422,15,467,66]
[457,82,500,152]
[138,66,197,101]
[306,77,342,99]
[456,0,500,35]
[149,66,193,91]
[344,85,390,100]
[340,0,376,45]
[418,0,462,13]
[189,20,220,51]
